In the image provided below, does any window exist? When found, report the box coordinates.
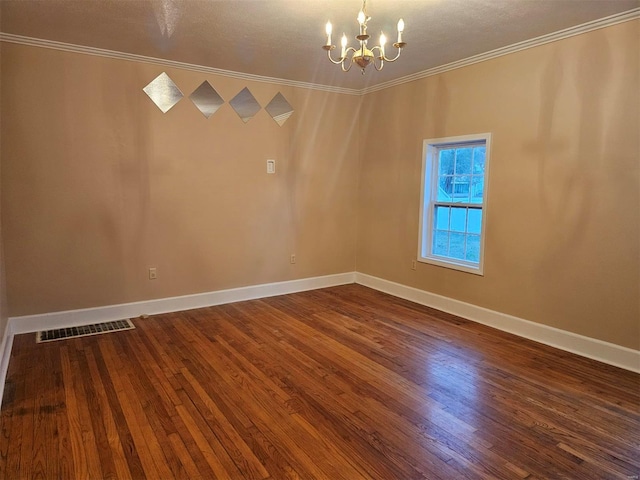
[418,133,491,275]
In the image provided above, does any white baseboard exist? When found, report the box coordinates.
[355,273,640,373]
[0,272,355,406]
[8,272,357,335]
[0,321,14,408]
[1,269,636,408]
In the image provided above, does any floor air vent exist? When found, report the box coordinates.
[36,319,135,343]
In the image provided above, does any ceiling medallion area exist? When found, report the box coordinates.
[322,0,406,74]
[143,73,293,126]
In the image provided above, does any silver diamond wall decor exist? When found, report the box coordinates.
[189,81,224,118]
[143,72,183,113]
[229,87,261,123]
[265,93,294,126]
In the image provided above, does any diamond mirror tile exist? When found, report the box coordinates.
[229,87,261,123]
[143,72,184,113]
[189,81,224,118]
[265,93,294,126]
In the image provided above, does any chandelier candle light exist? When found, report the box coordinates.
[323,0,406,73]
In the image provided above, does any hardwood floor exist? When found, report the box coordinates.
[0,284,638,479]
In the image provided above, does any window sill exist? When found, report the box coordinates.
[417,256,484,276]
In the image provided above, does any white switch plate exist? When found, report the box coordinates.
[267,159,276,174]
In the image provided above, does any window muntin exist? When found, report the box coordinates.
[419,134,491,275]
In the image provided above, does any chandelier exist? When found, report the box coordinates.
[322,0,406,74]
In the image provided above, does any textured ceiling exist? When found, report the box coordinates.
[1,0,638,90]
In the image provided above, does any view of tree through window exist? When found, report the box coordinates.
[419,134,490,274]
[433,145,486,262]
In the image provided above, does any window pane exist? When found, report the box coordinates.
[437,176,453,201]
[470,176,484,203]
[465,235,480,262]
[472,147,486,174]
[434,206,450,230]
[454,148,472,174]
[449,233,466,260]
[450,207,467,232]
[439,149,455,176]
[467,209,482,234]
[451,175,471,202]
[432,231,449,256]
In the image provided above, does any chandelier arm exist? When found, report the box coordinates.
[325,48,345,65]
[370,46,384,71]
[381,46,404,63]
[344,46,358,56]
[339,46,358,71]
[341,55,354,72]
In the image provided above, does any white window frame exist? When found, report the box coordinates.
[418,133,491,275]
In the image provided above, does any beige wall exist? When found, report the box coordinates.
[357,20,639,349]
[1,20,638,351]
[0,11,7,339]
[1,44,359,316]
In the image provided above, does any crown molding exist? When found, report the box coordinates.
[361,8,640,95]
[0,32,361,96]
[1,8,638,97]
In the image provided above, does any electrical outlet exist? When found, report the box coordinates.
[149,267,157,280]
[411,260,417,270]
[290,254,296,264]
[267,159,276,174]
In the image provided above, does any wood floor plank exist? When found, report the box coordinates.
[92,339,145,479]
[178,366,271,479]
[117,335,188,479]
[98,337,164,479]
[59,345,92,480]
[17,358,40,480]
[30,345,60,479]
[52,347,76,480]
[167,432,202,480]
[0,285,638,479]
[192,310,378,478]
[222,304,458,478]
[76,345,119,480]
[167,323,298,478]
[220,302,479,479]
[171,329,330,479]
[174,396,243,479]
[215,314,404,479]
[0,338,24,479]
[84,344,132,480]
